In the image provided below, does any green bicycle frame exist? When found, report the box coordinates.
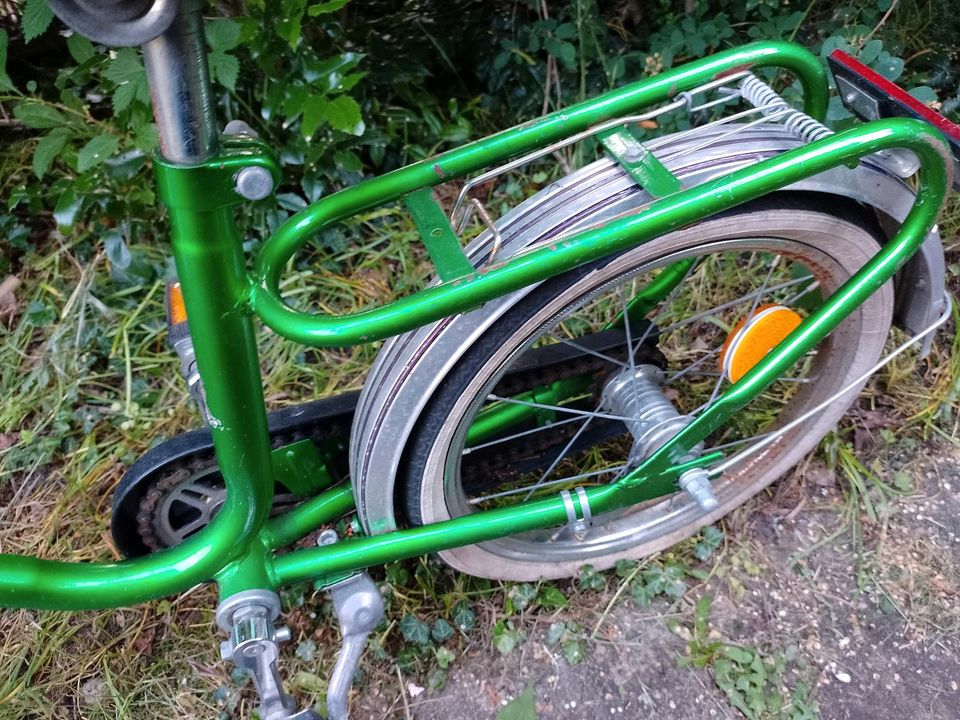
[0,40,950,610]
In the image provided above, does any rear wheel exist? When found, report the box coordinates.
[402,197,893,581]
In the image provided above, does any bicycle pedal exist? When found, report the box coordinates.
[322,533,385,720]
[217,590,322,720]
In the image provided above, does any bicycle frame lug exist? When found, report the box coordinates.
[677,468,719,513]
[326,572,385,720]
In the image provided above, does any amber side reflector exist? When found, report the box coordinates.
[719,304,803,384]
[166,282,188,326]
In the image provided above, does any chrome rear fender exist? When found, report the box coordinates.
[349,123,946,535]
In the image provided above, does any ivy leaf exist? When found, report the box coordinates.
[546,622,566,645]
[77,134,120,172]
[435,645,455,669]
[14,102,67,130]
[431,618,454,643]
[537,586,567,609]
[399,614,431,646]
[0,30,14,91]
[22,0,54,43]
[495,685,537,720]
[506,583,537,613]
[694,525,724,561]
[492,620,520,655]
[33,128,71,179]
[206,19,242,52]
[562,637,586,665]
[452,601,476,632]
[104,49,150,113]
[308,0,351,15]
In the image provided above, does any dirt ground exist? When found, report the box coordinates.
[353,447,960,720]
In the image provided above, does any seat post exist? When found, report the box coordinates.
[142,0,218,164]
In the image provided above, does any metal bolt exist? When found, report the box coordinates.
[317,529,338,546]
[623,146,644,162]
[273,625,292,644]
[234,166,274,201]
[678,468,719,512]
[223,119,258,138]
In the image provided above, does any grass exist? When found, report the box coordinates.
[1,130,959,720]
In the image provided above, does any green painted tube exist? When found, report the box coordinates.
[271,484,623,587]
[0,204,275,610]
[252,118,948,348]
[252,42,828,346]
[260,484,356,550]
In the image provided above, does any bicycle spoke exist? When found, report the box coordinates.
[469,464,628,505]
[461,414,587,455]
[543,334,627,369]
[485,394,637,424]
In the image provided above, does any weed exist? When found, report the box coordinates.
[674,595,820,720]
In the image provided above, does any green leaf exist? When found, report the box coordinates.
[33,128,71,179]
[562,637,586,665]
[22,0,54,42]
[308,0,351,15]
[431,618,454,643]
[452,600,476,632]
[66,34,95,64]
[14,102,67,130]
[322,95,364,135]
[206,19,242,52]
[694,525,724,561]
[104,49,150,113]
[908,86,938,105]
[209,51,239,92]
[492,620,520,656]
[77,135,120,172]
[495,685,537,720]
[537,586,567,609]
[507,583,537,612]
[578,564,605,592]
[546,622,566,645]
[399,614,431,646]
[435,645,456,669]
[53,187,83,228]
[0,30,14,91]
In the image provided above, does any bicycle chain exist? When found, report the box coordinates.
[134,341,662,550]
[135,421,347,551]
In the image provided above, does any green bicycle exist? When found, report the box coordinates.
[3,1,958,718]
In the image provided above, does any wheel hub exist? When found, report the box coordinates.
[600,363,699,466]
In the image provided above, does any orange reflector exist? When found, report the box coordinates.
[167,282,188,325]
[718,304,802,383]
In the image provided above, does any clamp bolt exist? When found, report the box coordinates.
[235,166,274,201]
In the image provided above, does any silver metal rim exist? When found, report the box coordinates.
[415,213,892,577]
